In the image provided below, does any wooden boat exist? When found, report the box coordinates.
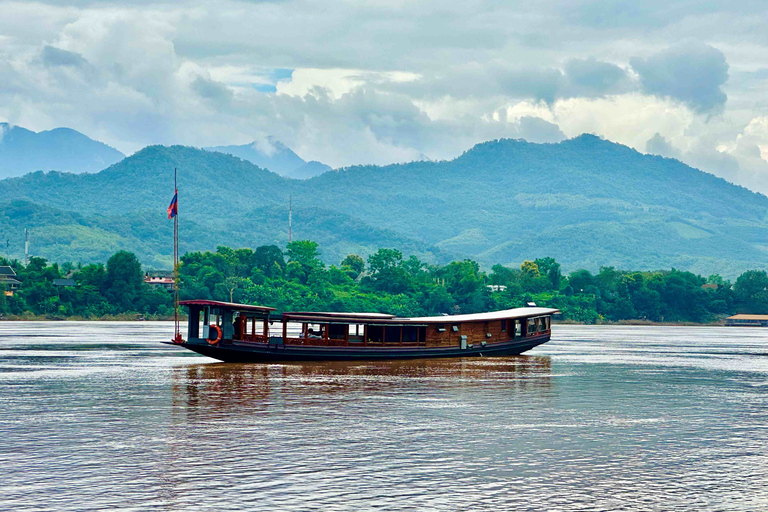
[168,300,558,362]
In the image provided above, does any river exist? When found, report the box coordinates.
[1,322,767,511]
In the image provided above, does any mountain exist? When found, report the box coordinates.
[0,123,125,178]
[205,137,309,176]
[2,134,768,277]
[288,161,333,180]
[0,200,442,269]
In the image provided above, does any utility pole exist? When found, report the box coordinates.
[288,195,293,244]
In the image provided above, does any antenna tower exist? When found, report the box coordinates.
[24,229,29,266]
[288,195,293,244]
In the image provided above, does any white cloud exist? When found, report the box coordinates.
[0,0,767,189]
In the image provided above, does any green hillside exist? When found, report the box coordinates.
[2,134,768,277]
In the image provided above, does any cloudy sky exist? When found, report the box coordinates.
[2,0,768,191]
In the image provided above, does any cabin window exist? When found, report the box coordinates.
[402,326,419,343]
[385,327,401,343]
[501,320,506,332]
[329,324,348,340]
[515,320,522,337]
[367,325,384,343]
[349,324,364,343]
[436,324,446,332]
[527,318,536,334]
[304,323,323,338]
[452,325,459,333]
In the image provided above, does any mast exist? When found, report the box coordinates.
[288,195,293,244]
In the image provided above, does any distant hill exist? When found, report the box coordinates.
[205,137,331,177]
[0,123,125,178]
[2,134,768,277]
[0,200,441,269]
[288,161,333,180]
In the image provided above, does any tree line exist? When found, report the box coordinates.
[2,241,768,322]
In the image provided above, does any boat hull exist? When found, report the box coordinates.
[170,334,551,363]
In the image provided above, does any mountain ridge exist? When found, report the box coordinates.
[2,134,768,277]
[0,123,125,178]
[205,137,332,178]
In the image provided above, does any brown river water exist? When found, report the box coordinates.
[2,322,768,511]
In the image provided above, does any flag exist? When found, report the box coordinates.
[167,189,178,219]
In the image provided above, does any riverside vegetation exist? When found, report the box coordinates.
[2,241,768,323]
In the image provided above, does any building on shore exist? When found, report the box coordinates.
[0,266,21,297]
[144,270,175,291]
[725,314,768,327]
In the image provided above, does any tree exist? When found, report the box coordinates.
[341,254,365,279]
[520,260,540,278]
[534,257,562,289]
[367,249,412,294]
[254,245,285,277]
[568,269,595,293]
[734,270,768,313]
[287,240,322,268]
[368,248,403,275]
[286,240,323,284]
[222,277,246,302]
[103,251,144,311]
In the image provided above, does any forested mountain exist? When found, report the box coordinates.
[288,161,333,180]
[2,134,768,277]
[0,123,124,178]
[204,137,330,177]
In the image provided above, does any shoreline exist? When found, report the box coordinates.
[0,316,726,326]
[0,314,184,322]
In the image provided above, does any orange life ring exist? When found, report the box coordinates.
[207,325,222,345]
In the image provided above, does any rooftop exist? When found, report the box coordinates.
[726,314,768,320]
[179,300,276,313]
[283,307,560,325]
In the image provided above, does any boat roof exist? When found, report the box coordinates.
[401,307,559,324]
[179,300,276,312]
[282,307,559,325]
[284,311,395,319]
[727,314,768,320]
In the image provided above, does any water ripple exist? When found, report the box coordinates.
[1,322,767,510]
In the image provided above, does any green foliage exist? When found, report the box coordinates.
[0,251,171,318]
[734,270,768,313]
[0,240,758,323]
[340,254,365,279]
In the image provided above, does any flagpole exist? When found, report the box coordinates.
[172,167,182,343]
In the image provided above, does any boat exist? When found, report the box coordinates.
[166,299,559,362]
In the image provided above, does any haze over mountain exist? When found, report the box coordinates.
[204,137,331,179]
[1,134,767,277]
[0,123,125,179]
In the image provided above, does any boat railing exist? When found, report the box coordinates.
[282,337,428,347]
[238,334,269,344]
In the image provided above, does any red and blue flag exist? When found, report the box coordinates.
[167,189,178,219]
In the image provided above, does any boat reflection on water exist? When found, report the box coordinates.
[171,356,552,418]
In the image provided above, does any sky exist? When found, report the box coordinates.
[2,1,768,192]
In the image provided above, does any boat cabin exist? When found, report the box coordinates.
[181,299,276,342]
[178,300,557,361]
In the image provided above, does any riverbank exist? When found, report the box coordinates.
[0,313,183,321]
[554,319,726,327]
[1,315,728,326]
